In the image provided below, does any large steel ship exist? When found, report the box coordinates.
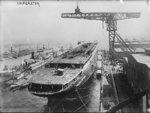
[28,42,98,97]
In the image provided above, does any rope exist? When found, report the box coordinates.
[51,97,66,112]
[75,88,87,109]
[72,100,90,113]
[62,104,65,112]
[48,78,100,112]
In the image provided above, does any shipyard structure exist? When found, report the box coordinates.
[28,42,98,97]
[27,6,150,113]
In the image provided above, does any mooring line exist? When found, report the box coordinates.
[62,103,65,112]
[49,84,97,112]
[72,99,90,113]
[75,88,87,109]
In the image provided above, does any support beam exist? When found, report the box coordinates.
[61,9,140,55]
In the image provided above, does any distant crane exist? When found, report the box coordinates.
[61,6,140,58]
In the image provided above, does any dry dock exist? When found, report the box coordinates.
[0,73,102,112]
[0,50,150,112]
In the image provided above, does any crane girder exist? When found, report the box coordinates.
[61,12,140,21]
[61,10,140,55]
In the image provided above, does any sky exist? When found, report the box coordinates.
[0,1,150,49]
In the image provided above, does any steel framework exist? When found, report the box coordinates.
[61,6,140,56]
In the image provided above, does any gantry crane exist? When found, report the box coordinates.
[61,6,140,58]
[61,6,150,113]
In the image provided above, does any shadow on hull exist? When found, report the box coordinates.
[45,75,95,112]
[29,74,94,99]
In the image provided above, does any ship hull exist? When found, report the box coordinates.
[28,70,94,98]
[28,42,98,98]
[29,85,75,98]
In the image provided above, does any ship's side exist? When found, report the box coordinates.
[28,42,98,97]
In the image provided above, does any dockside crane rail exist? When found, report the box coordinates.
[61,6,141,57]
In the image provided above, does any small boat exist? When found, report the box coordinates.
[28,42,98,97]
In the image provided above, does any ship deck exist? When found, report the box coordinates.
[30,68,82,85]
[49,42,96,65]
[30,42,97,85]
[51,55,90,64]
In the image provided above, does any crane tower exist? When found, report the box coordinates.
[61,6,140,58]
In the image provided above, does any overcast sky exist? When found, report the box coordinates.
[0,1,150,49]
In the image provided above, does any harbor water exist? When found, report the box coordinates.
[0,74,101,112]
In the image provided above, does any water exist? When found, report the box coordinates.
[0,75,101,112]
